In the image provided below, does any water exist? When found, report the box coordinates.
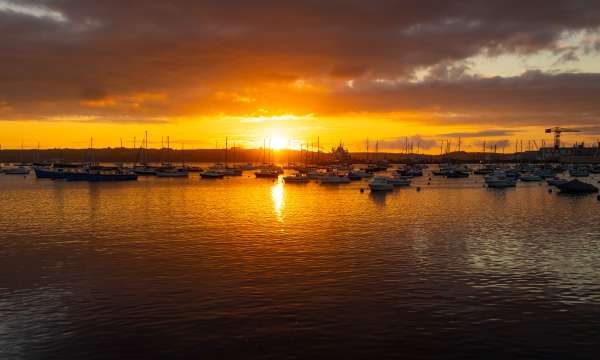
[1,169,600,359]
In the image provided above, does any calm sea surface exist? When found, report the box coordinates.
[2,167,600,359]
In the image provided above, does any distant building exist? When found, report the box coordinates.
[331,142,351,163]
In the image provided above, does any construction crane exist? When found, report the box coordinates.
[545,127,580,150]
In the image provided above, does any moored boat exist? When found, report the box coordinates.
[485,171,516,188]
[283,173,309,183]
[556,179,599,194]
[368,176,393,191]
[65,166,137,181]
[520,173,543,182]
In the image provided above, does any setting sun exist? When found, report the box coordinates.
[270,136,287,150]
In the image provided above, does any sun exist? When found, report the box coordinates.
[270,136,287,150]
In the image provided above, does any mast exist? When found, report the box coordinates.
[225,137,228,166]
[317,136,320,164]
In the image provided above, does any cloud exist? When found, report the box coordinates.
[1,0,600,126]
[381,135,439,151]
[438,129,517,138]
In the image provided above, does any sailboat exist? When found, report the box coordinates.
[3,141,31,175]
[156,137,189,177]
[133,131,157,175]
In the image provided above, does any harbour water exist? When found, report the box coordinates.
[2,168,600,358]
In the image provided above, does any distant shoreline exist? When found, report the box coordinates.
[1,148,600,164]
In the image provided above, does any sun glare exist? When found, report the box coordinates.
[270,136,287,150]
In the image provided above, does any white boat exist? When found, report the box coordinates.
[283,173,309,183]
[386,175,411,186]
[368,176,393,191]
[319,175,351,184]
[2,165,30,175]
[485,172,516,188]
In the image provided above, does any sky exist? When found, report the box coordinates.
[2,0,600,152]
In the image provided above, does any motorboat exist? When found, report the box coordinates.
[254,169,280,178]
[569,167,590,177]
[156,167,189,177]
[368,176,393,191]
[520,173,543,182]
[386,175,411,186]
[319,174,351,184]
[182,165,203,172]
[446,170,469,178]
[2,165,30,175]
[556,179,599,194]
[34,163,82,179]
[223,167,243,176]
[485,172,516,188]
[200,170,225,179]
[283,173,309,183]
[348,170,372,180]
[133,164,157,175]
[546,177,569,187]
[473,165,495,175]
[64,166,137,181]
[536,168,556,179]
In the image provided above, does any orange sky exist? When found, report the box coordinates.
[1,1,600,152]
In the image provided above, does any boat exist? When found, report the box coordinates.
[133,164,157,175]
[473,165,495,175]
[33,163,82,179]
[347,170,372,180]
[556,179,599,194]
[254,169,279,178]
[520,173,543,182]
[368,176,393,191]
[319,174,351,184]
[546,177,569,187]
[182,165,203,172]
[485,172,516,188]
[223,167,243,176]
[569,167,590,177]
[386,175,411,186]
[536,168,556,179]
[156,167,189,178]
[241,163,255,170]
[2,165,31,175]
[200,170,225,179]
[283,173,309,183]
[64,166,137,181]
[446,170,469,178]
[590,165,600,174]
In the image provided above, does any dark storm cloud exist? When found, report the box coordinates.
[1,0,600,122]
[333,71,600,126]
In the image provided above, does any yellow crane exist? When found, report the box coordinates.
[545,127,580,150]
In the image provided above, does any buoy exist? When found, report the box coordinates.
[360,188,364,193]
[548,188,552,193]
[416,187,421,192]
[427,182,431,185]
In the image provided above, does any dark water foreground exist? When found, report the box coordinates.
[1,171,600,359]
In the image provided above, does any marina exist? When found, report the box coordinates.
[2,161,600,359]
